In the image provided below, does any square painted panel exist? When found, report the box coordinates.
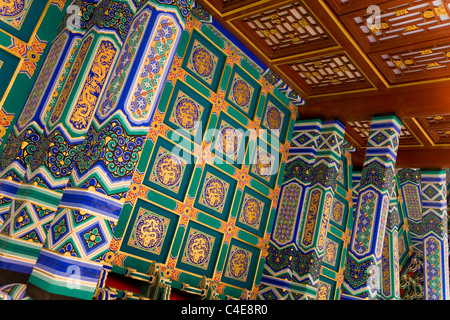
[259,93,291,144]
[225,64,261,119]
[321,233,343,272]
[181,29,226,92]
[0,0,46,42]
[248,139,280,189]
[143,137,196,202]
[119,198,179,263]
[221,238,260,290]
[175,220,223,278]
[211,112,248,169]
[163,80,212,143]
[317,277,337,300]
[194,164,237,222]
[235,186,271,238]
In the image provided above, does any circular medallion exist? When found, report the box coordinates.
[266,106,282,130]
[256,151,272,177]
[229,249,249,278]
[218,126,238,155]
[192,47,214,77]
[186,233,210,265]
[175,97,199,130]
[26,50,39,63]
[204,177,225,208]
[0,0,25,18]
[135,214,164,249]
[232,79,251,107]
[242,198,261,226]
[156,154,182,187]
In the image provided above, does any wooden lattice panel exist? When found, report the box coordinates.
[348,120,421,146]
[417,115,450,144]
[279,52,372,95]
[233,1,337,59]
[370,38,450,84]
[325,0,389,15]
[341,0,450,52]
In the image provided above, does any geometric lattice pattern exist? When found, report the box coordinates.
[236,1,336,58]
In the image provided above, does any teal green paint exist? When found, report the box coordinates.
[216,242,229,272]
[212,158,236,176]
[336,185,346,197]
[201,24,225,50]
[176,30,190,58]
[230,188,242,219]
[157,82,173,113]
[187,167,203,198]
[196,212,222,230]
[256,94,266,119]
[245,138,255,166]
[179,272,202,288]
[206,112,218,138]
[272,87,290,107]
[236,229,259,247]
[329,224,343,239]
[266,208,276,234]
[146,189,177,211]
[220,65,231,92]
[321,267,335,279]
[250,179,270,196]
[287,119,295,142]
[340,247,348,269]
[111,264,128,275]
[171,225,186,257]
[277,162,286,186]
[240,59,260,81]
[226,106,249,127]
[168,130,195,152]
[185,74,210,98]
[255,257,266,285]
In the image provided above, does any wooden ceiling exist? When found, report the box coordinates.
[196,0,450,169]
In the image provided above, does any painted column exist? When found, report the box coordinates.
[342,114,401,300]
[295,119,345,299]
[26,2,185,300]
[379,184,400,300]
[259,119,321,300]
[0,0,101,284]
[317,141,355,300]
[398,168,423,254]
[420,170,449,300]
